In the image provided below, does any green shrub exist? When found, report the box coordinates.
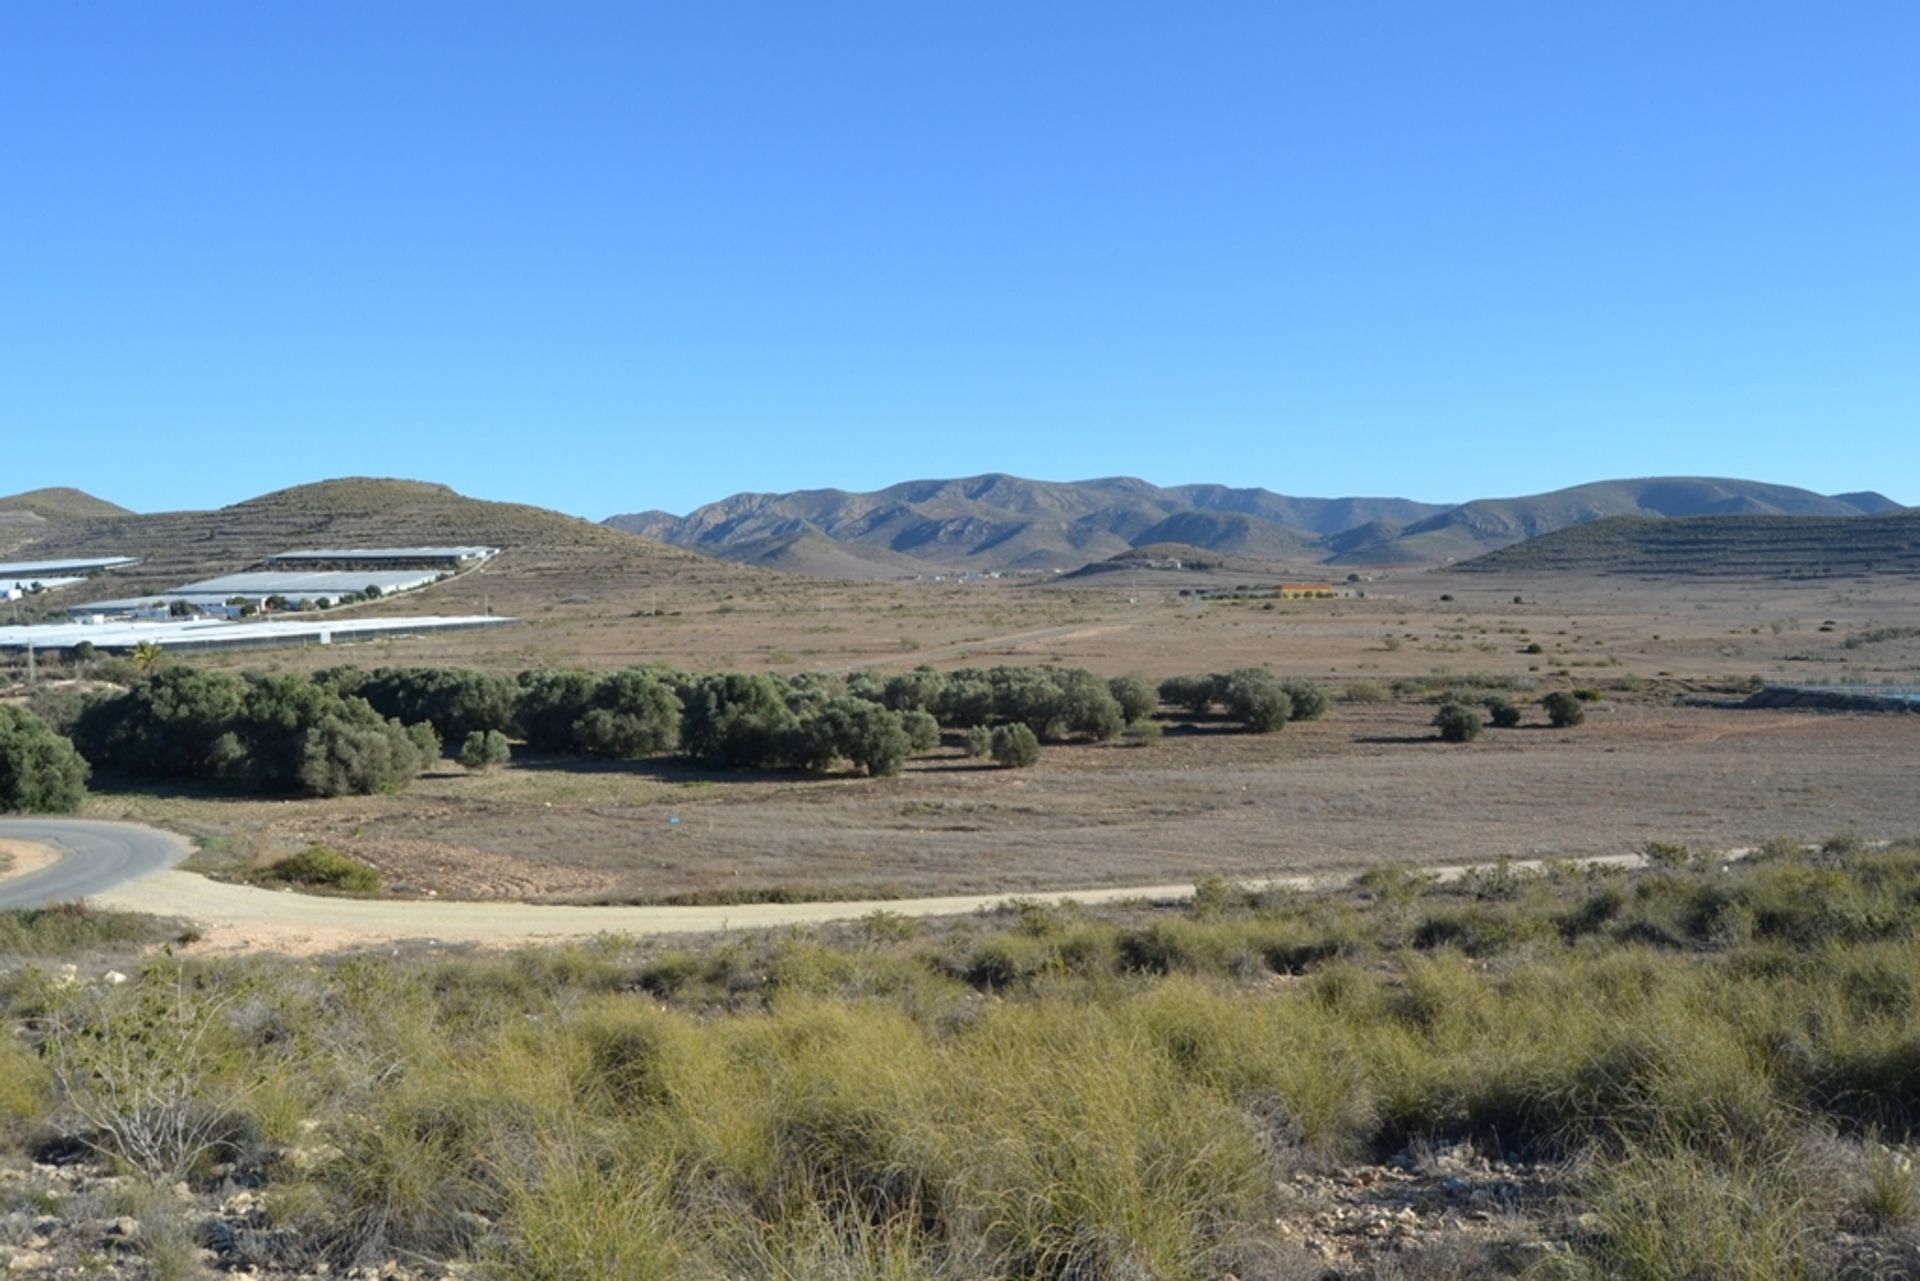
[1543,690,1587,727]
[962,725,992,758]
[1483,696,1521,728]
[259,845,383,894]
[1642,840,1691,869]
[1157,674,1218,716]
[0,1033,47,1132]
[572,669,684,758]
[0,703,90,813]
[1279,679,1330,721]
[405,720,442,762]
[1856,1142,1918,1229]
[458,729,512,771]
[880,667,948,714]
[900,708,941,754]
[1107,674,1158,724]
[1344,680,1390,704]
[790,698,913,776]
[329,665,520,740]
[989,723,1041,768]
[0,903,178,955]
[298,705,430,796]
[1432,702,1482,743]
[1220,669,1291,733]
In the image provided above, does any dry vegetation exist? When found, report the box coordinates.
[5,841,1920,1279]
[5,485,1920,1281]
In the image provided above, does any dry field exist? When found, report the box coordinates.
[70,565,1920,903]
[181,554,1920,685]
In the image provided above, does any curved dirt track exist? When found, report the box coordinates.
[92,870,1226,953]
[9,817,1647,955]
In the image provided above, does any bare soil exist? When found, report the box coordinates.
[0,840,55,883]
[91,697,1920,904]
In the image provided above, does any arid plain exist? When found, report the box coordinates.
[87,557,1920,903]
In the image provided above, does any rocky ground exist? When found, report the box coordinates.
[2,1141,1565,1281]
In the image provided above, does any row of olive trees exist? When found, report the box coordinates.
[325,662,1334,772]
[331,667,936,778]
[1156,670,1330,733]
[58,667,440,798]
[325,663,1180,777]
[866,665,1156,742]
[4,660,1338,812]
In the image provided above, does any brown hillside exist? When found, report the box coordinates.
[16,477,758,613]
[0,486,133,521]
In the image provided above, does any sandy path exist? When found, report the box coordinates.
[0,839,58,883]
[92,853,1646,955]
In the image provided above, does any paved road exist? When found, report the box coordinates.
[0,820,193,910]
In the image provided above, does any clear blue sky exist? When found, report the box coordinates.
[3,2,1914,517]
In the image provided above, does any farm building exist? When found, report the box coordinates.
[265,546,498,570]
[60,546,488,619]
[0,614,516,656]
[2,556,142,600]
[1278,582,1339,599]
[71,568,458,619]
[0,556,142,577]
[174,568,449,598]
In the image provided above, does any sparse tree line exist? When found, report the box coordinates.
[329,663,1178,777]
[0,656,1604,814]
[1432,689,1589,741]
[2,661,1338,812]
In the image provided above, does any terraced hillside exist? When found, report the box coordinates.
[1460,508,1920,576]
[12,478,751,612]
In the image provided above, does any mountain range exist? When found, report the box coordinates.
[607,475,1904,577]
[2,475,1907,591]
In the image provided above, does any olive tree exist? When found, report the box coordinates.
[989,723,1041,768]
[1221,669,1291,733]
[0,704,90,813]
[1433,702,1483,743]
[1108,674,1158,725]
[458,729,512,771]
[1542,691,1586,728]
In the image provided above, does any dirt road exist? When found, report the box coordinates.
[6,818,1657,956]
[91,843,1642,954]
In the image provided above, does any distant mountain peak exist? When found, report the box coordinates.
[604,473,1895,578]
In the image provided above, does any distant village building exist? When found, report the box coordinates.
[1278,582,1338,599]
